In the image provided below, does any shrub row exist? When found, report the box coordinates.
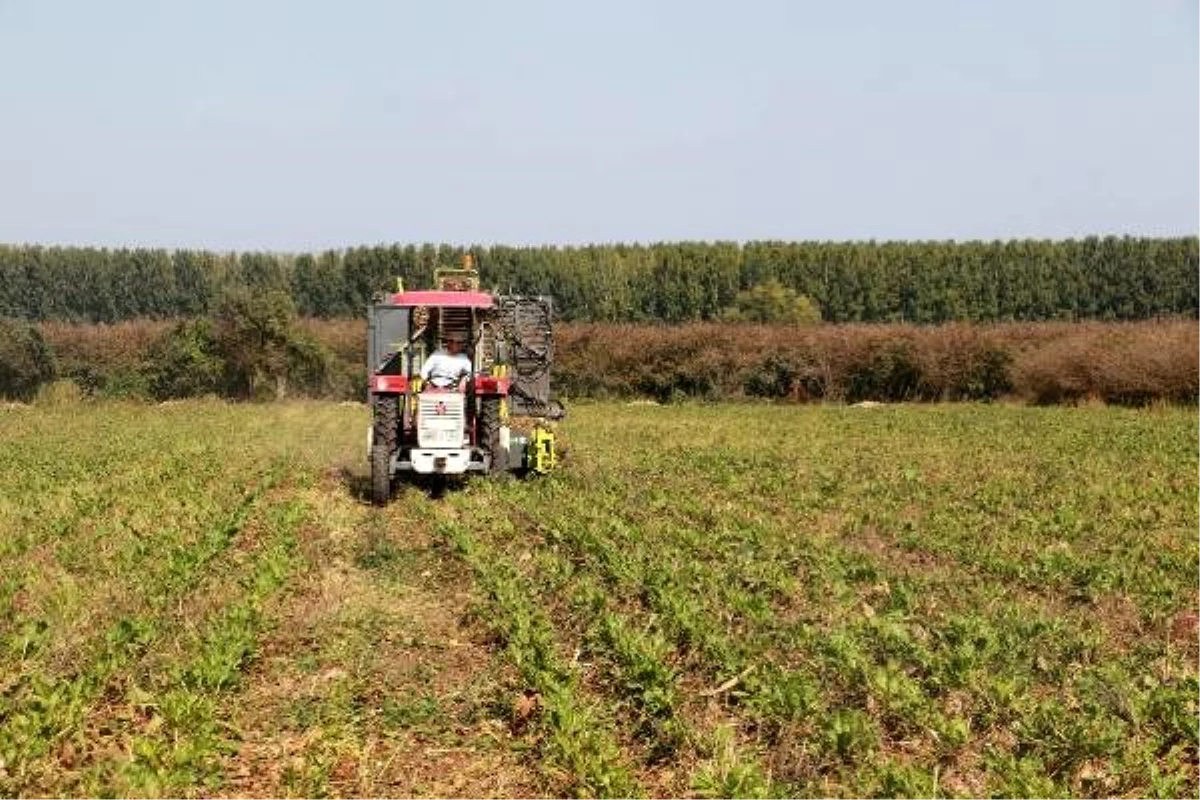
[554,320,1199,405]
[35,310,359,402]
[29,318,1199,406]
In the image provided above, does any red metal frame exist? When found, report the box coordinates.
[388,290,495,308]
[473,375,510,394]
[370,375,408,394]
[370,374,509,396]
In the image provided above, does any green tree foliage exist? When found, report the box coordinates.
[0,318,56,401]
[0,238,1195,324]
[215,288,296,399]
[235,252,289,293]
[137,299,338,401]
[147,318,225,400]
[212,288,331,400]
[722,279,822,324]
[172,250,215,316]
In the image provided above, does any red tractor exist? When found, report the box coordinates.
[366,257,563,504]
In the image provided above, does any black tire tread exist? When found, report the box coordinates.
[371,393,399,505]
[372,394,399,452]
[371,444,390,505]
[478,397,503,473]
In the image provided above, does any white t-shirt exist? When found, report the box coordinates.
[421,350,473,387]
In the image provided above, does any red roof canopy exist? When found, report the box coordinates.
[389,290,494,308]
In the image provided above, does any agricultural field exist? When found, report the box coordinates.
[0,399,1196,798]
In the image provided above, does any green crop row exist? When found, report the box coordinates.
[434,402,1197,797]
[0,400,1194,797]
[440,514,641,798]
[0,402,353,797]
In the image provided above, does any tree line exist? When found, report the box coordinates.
[0,237,1195,324]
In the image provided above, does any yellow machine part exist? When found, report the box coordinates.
[529,426,556,474]
[494,364,510,423]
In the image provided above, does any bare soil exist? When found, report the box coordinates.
[216,475,546,798]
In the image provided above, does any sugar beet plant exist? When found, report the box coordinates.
[0,399,1194,798]
[435,402,1197,798]
[0,402,352,797]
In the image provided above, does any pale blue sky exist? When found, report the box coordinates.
[0,0,1195,250]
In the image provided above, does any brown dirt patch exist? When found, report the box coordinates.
[215,479,545,798]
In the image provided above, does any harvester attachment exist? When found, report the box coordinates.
[496,295,565,421]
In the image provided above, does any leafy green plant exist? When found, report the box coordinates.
[0,317,56,401]
[2,399,1195,798]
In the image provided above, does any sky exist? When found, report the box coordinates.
[0,0,1196,250]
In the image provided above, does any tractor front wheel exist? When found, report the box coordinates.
[372,393,399,453]
[371,393,399,505]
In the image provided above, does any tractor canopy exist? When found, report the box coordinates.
[389,290,495,309]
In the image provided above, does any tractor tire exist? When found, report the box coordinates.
[371,444,391,505]
[372,393,399,454]
[478,397,504,473]
[371,394,399,505]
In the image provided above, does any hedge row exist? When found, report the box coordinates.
[33,318,1198,407]
[553,320,1199,405]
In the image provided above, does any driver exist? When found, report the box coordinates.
[420,331,472,388]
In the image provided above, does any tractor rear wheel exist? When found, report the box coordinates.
[371,444,391,505]
[478,397,504,473]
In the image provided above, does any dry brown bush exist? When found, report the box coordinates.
[35,317,1198,406]
[1011,320,1199,404]
[555,319,1195,405]
[39,319,172,372]
[297,317,363,363]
